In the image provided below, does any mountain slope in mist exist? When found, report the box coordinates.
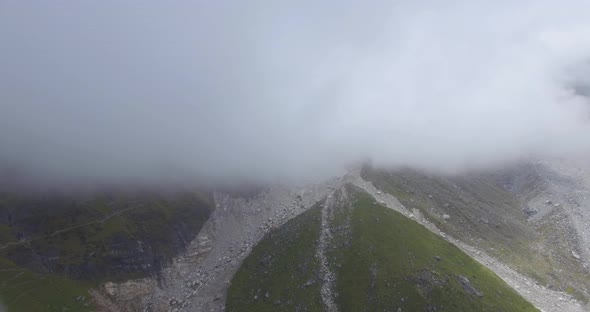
[0,190,214,311]
[14,161,586,312]
[362,164,590,304]
[226,186,537,312]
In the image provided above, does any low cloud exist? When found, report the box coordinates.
[1,1,590,186]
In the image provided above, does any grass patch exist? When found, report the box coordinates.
[0,258,93,312]
[331,187,537,312]
[226,204,323,312]
[0,225,15,245]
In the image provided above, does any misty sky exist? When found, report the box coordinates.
[2,1,590,184]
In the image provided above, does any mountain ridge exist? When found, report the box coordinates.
[94,162,588,312]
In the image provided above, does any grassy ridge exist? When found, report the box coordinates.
[361,166,590,302]
[226,205,323,312]
[226,187,537,311]
[330,187,537,312]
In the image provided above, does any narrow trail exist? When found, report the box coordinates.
[0,206,137,251]
[317,190,339,312]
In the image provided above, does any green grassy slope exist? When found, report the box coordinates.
[330,187,536,312]
[360,166,534,253]
[0,190,215,311]
[0,191,213,278]
[0,258,92,312]
[361,166,590,302]
[227,204,323,312]
[226,186,537,311]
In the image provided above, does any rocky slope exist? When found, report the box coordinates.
[354,168,586,312]
[92,181,334,311]
[97,163,589,312]
[505,159,590,270]
[362,163,590,306]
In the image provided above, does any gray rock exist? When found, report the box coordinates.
[456,275,483,298]
[572,251,581,260]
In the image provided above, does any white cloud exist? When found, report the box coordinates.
[1,1,590,185]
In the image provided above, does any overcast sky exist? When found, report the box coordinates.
[2,1,590,185]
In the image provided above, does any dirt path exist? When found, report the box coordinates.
[0,206,137,251]
[317,190,338,312]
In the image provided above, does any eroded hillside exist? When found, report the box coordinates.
[226,185,538,312]
[5,161,587,312]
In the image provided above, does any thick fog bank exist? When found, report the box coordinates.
[2,1,590,186]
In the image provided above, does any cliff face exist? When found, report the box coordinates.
[0,191,214,279]
[0,190,214,311]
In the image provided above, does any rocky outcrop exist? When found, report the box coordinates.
[456,275,484,298]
